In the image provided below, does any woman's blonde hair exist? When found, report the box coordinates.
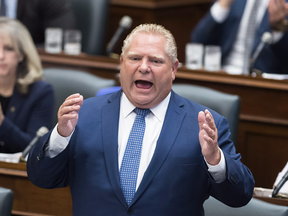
[0,17,42,94]
[121,23,178,64]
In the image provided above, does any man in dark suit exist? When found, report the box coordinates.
[191,0,288,74]
[27,24,254,216]
[0,0,75,45]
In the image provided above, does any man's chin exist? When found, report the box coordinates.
[130,96,155,108]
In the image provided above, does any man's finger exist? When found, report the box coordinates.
[205,109,216,129]
[203,123,216,140]
[65,93,81,100]
[59,105,81,116]
[198,111,206,130]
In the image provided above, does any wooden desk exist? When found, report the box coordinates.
[39,50,288,189]
[254,196,288,207]
[39,49,121,85]
[0,161,72,216]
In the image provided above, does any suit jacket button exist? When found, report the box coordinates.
[230,175,236,183]
[36,153,42,162]
[127,207,133,215]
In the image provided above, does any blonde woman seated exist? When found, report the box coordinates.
[0,17,54,153]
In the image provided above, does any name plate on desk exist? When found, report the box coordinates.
[254,187,273,197]
[0,153,22,164]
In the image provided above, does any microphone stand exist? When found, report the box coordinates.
[272,170,288,199]
[249,32,272,77]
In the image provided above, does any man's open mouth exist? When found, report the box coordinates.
[135,80,153,89]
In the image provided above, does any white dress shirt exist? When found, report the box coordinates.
[211,0,283,74]
[46,92,227,189]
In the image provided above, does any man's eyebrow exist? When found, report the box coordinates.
[126,52,165,61]
[149,55,165,61]
[127,52,139,56]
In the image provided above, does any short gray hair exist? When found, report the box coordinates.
[122,24,178,64]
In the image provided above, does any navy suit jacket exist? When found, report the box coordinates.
[16,0,75,45]
[27,90,254,216]
[191,0,288,74]
[0,81,54,153]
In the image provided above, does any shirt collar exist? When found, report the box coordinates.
[121,91,171,122]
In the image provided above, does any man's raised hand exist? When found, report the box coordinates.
[57,93,83,137]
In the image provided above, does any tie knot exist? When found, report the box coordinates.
[135,108,150,117]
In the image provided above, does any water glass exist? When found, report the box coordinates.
[64,30,82,55]
[185,43,204,70]
[204,45,221,71]
[45,28,63,54]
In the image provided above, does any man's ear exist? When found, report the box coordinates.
[120,54,124,64]
[171,59,179,80]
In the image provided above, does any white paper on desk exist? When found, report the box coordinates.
[0,152,22,163]
[273,162,288,195]
[262,73,288,80]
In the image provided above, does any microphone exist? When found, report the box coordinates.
[272,170,288,197]
[249,32,273,75]
[106,15,133,56]
[20,126,49,162]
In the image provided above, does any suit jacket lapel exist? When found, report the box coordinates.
[102,91,127,207]
[6,88,26,122]
[132,91,186,205]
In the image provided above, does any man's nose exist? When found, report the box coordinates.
[138,59,150,73]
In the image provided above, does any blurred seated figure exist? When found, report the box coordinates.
[0,0,75,46]
[0,17,54,153]
[191,0,288,75]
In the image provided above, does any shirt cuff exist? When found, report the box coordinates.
[211,2,231,23]
[205,148,226,183]
[45,124,74,158]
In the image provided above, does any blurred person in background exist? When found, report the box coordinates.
[0,0,75,46]
[0,17,54,153]
[191,0,288,75]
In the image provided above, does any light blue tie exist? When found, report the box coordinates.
[120,108,150,205]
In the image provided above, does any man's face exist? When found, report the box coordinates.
[120,33,178,109]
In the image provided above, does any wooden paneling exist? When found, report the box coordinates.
[39,49,121,85]
[110,0,213,8]
[238,122,288,188]
[0,162,72,216]
[107,0,213,62]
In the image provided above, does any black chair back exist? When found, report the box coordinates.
[204,196,288,216]
[172,83,240,145]
[70,0,109,55]
[0,187,14,216]
[43,68,116,126]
